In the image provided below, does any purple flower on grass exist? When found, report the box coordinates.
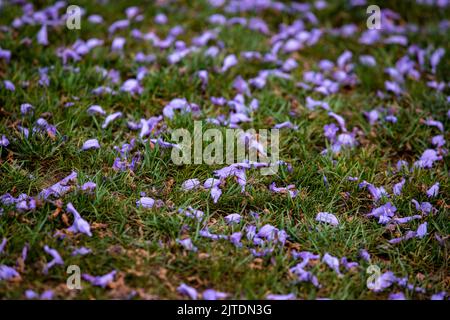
[20,103,34,115]
[182,179,201,191]
[177,238,198,252]
[411,199,435,215]
[416,222,427,239]
[229,232,242,247]
[102,112,122,129]
[367,202,397,224]
[431,135,445,148]
[414,149,443,169]
[431,291,447,300]
[81,139,100,151]
[393,178,406,196]
[43,246,64,274]
[371,271,397,292]
[0,135,9,147]
[154,13,168,25]
[220,54,238,73]
[81,182,96,192]
[72,247,92,256]
[66,203,92,237]
[424,118,444,132]
[266,293,296,300]
[136,197,155,209]
[82,270,116,288]
[3,80,15,91]
[203,289,228,300]
[426,183,439,198]
[87,105,106,116]
[224,213,241,224]
[0,265,19,280]
[0,48,11,62]
[389,292,406,300]
[359,249,371,262]
[340,257,359,270]
[316,212,339,226]
[37,24,48,46]
[322,253,342,276]
[177,283,198,300]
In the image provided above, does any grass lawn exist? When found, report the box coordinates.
[0,0,448,300]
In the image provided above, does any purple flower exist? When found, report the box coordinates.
[111,37,126,52]
[385,81,403,95]
[289,263,320,287]
[392,215,422,224]
[322,253,342,275]
[120,79,143,95]
[102,112,122,129]
[416,222,428,239]
[316,212,339,226]
[393,178,406,196]
[0,265,19,280]
[108,20,129,34]
[266,293,296,300]
[274,121,298,130]
[233,76,250,96]
[210,186,222,203]
[389,292,406,300]
[81,139,100,151]
[224,213,241,224]
[182,179,201,191]
[371,271,397,292]
[427,182,440,198]
[0,48,11,62]
[269,182,298,198]
[367,184,388,202]
[81,182,96,192]
[359,55,376,66]
[39,171,78,200]
[203,289,228,300]
[367,202,397,224]
[328,112,347,132]
[340,257,359,270]
[197,70,208,89]
[414,149,442,169]
[257,224,277,239]
[177,238,198,252]
[0,135,9,147]
[72,247,92,256]
[431,135,445,147]
[430,48,445,74]
[82,270,116,288]
[177,283,198,300]
[136,197,155,209]
[88,15,103,24]
[178,207,204,220]
[229,232,242,247]
[364,110,379,125]
[37,24,48,46]
[43,245,64,274]
[411,199,435,215]
[431,291,447,300]
[3,80,15,91]
[424,118,444,132]
[154,13,168,25]
[323,123,339,141]
[20,103,34,115]
[359,249,371,262]
[67,203,92,237]
[220,54,238,73]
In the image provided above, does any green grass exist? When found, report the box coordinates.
[0,0,448,299]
